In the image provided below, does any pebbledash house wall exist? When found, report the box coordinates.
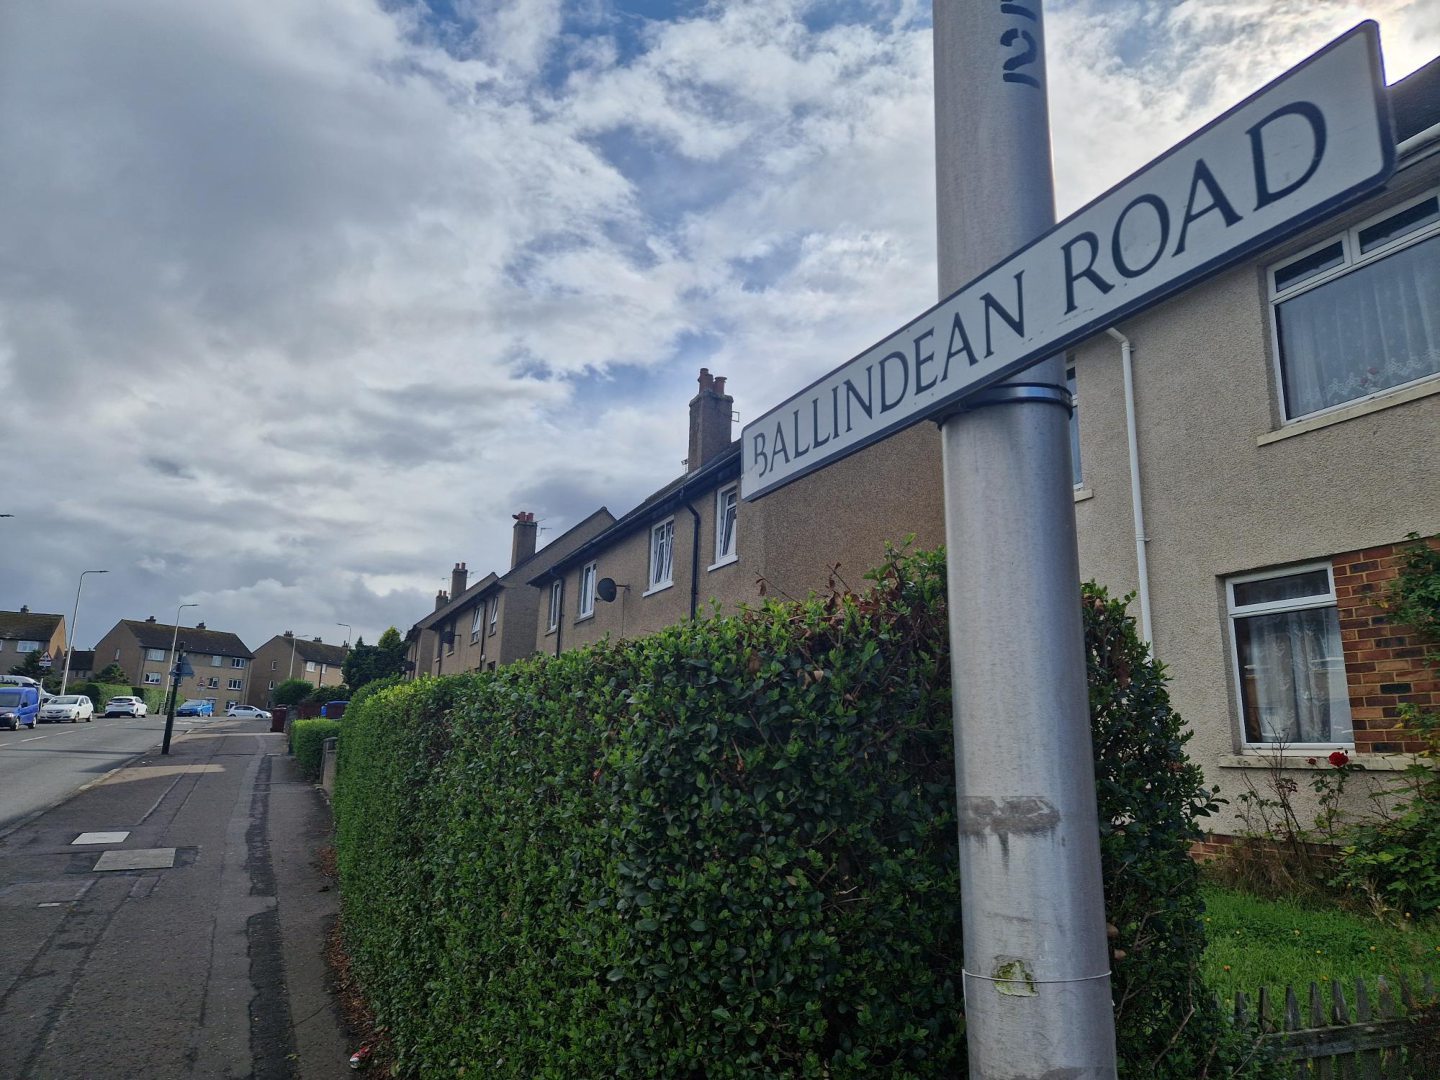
[1067,131,1440,835]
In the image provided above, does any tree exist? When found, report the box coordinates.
[95,662,130,683]
[272,679,314,707]
[342,627,408,689]
[8,650,44,678]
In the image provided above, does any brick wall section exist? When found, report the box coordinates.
[1333,536,1440,755]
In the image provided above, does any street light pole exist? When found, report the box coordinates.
[60,569,108,695]
[167,603,199,715]
[336,623,351,648]
[288,633,318,681]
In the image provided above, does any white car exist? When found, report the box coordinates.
[225,704,272,720]
[39,695,94,723]
[103,696,148,718]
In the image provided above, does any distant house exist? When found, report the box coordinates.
[406,507,616,677]
[65,651,96,681]
[91,618,254,710]
[248,633,349,706]
[0,607,67,674]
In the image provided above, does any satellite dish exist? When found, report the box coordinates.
[597,577,618,603]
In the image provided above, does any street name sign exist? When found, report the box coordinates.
[742,23,1394,500]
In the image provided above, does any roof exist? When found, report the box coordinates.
[115,620,253,659]
[531,444,741,584]
[275,636,349,666]
[1392,55,1440,144]
[0,610,63,642]
[418,507,617,629]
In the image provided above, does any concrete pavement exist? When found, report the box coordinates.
[0,720,353,1079]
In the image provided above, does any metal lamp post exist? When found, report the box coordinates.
[59,569,108,695]
[288,633,318,681]
[336,623,351,648]
[167,603,198,714]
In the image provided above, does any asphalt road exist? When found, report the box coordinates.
[0,713,217,836]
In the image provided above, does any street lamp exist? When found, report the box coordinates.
[288,633,319,681]
[168,603,199,710]
[336,623,352,647]
[60,569,108,695]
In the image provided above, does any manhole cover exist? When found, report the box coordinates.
[94,848,176,871]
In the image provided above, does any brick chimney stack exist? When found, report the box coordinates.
[451,562,469,599]
[688,368,733,473]
[434,589,449,611]
[511,511,538,568]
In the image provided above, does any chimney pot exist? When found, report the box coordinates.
[688,368,734,473]
[146,615,157,623]
[196,621,206,630]
[283,630,293,638]
[511,510,538,568]
[20,604,28,613]
[435,589,450,611]
[451,562,469,598]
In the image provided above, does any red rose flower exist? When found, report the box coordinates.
[1328,750,1350,768]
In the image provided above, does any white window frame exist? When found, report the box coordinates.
[231,657,246,669]
[1226,561,1353,750]
[227,679,243,691]
[547,579,563,633]
[268,680,275,691]
[1267,186,1440,423]
[270,659,278,670]
[16,640,42,653]
[145,647,166,662]
[305,660,316,672]
[470,605,484,644]
[144,672,162,685]
[207,677,219,689]
[645,517,675,595]
[711,485,739,570]
[212,655,223,667]
[578,562,597,620]
[488,597,498,636]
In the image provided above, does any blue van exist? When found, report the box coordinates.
[0,684,40,730]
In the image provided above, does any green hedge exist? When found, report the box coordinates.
[335,548,1275,1078]
[292,718,341,781]
[76,681,134,711]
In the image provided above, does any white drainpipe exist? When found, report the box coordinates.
[1106,327,1154,648]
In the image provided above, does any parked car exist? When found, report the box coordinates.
[0,685,40,730]
[39,695,94,723]
[176,699,215,717]
[103,696,149,718]
[225,704,271,720]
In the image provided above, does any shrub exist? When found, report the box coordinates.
[77,681,132,711]
[335,548,1273,1078]
[272,679,314,706]
[292,718,341,781]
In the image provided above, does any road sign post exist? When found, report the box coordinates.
[161,646,192,756]
[931,3,1115,1075]
[738,16,1391,1079]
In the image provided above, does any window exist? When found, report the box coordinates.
[144,672,162,685]
[306,660,316,672]
[114,648,121,661]
[231,657,246,668]
[713,485,738,567]
[470,605,484,643]
[647,518,675,592]
[227,679,243,691]
[268,680,275,691]
[445,624,455,655]
[207,677,219,689]
[1227,563,1353,748]
[145,648,166,662]
[270,659,278,670]
[548,580,563,632]
[578,562,597,619]
[488,598,498,636]
[16,640,42,653]
[226,700,238,710]
[212,655,223,667]
[1269,189,1440,420]
[1067,365,1082,487]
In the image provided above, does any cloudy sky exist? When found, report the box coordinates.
[2,0,1436,655]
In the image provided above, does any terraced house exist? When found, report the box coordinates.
[0,607,66,673]
[247,633,349,707]
[91,618,254,711]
